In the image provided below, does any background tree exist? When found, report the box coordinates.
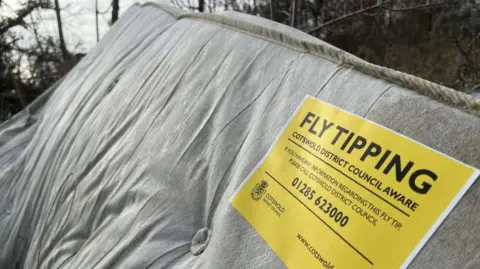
[112,0,119,24]
[170,0,480,95]
[0,0,81,121]
[53,0,68,60]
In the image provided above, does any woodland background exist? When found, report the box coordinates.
[1,0,480,121]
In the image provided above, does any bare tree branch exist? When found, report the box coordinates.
[280,10,291,18]
[0,2,50,34]
[467,32,480,53]
[54,0,69,60]
[381,1,451,12]
[307,0,446,34]
[97,3,112,14]
[456,32,480,58]
[308,1,388,34]
[176,0,191,9]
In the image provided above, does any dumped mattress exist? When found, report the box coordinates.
[0,2,479,269]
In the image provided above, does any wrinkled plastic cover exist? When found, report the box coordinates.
[0,3,479,269]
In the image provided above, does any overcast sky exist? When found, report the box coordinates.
[2,0,144,53]
[2,0,255,53]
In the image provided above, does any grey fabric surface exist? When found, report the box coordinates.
[0,3,479,269]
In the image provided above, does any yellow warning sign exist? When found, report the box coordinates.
[231,96,479,269]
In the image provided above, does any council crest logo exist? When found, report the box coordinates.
[251,180,269,201]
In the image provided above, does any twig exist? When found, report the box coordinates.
[467,32,480,53]
[381,1,450,12]
[0,2,50,34]
[307,0,450,34]
[455,38,468,57]
[281,10,291,18]
[307,0,388,34]
[97,3,112,14]
[455,31,480,58]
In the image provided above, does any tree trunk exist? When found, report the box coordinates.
[95,0,100,42]
[291,0,297,27]
[11,70,27,108]
[270,0,274,20]
[297,0,303,28]
[112,0,119,24]
[198,0,204,12]
[54,0,68,60]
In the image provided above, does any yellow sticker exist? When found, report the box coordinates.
[231,96,479,269]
